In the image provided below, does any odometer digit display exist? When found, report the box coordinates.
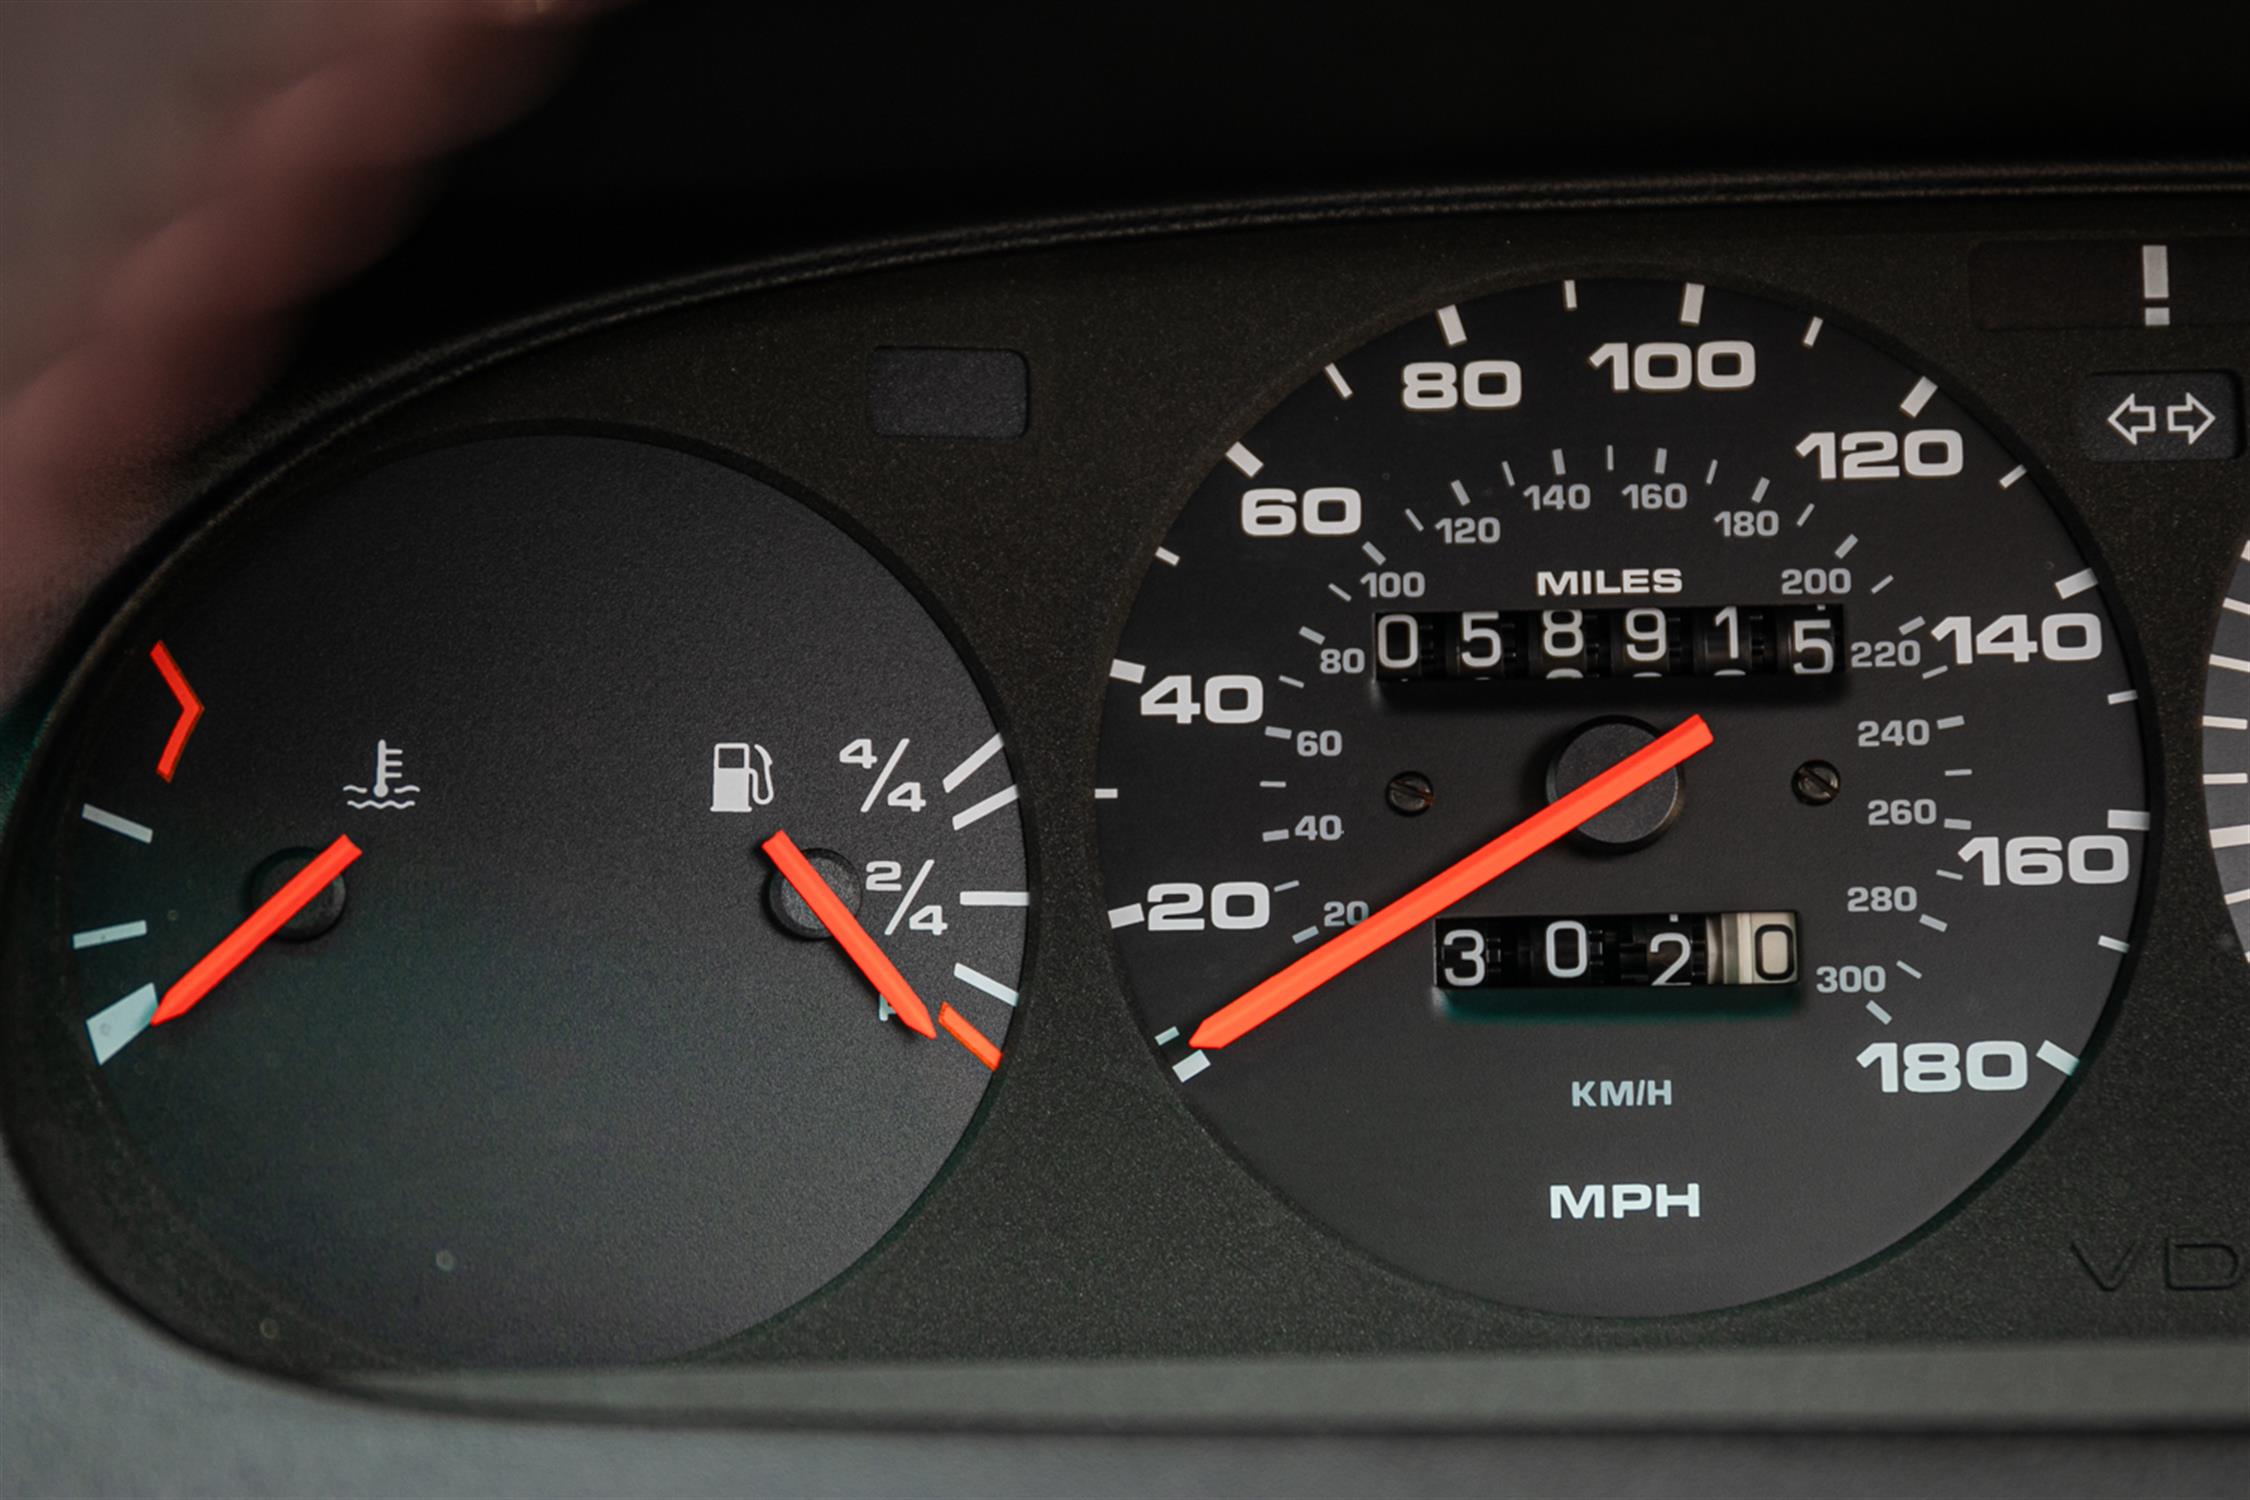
[1095,278,2149,1316]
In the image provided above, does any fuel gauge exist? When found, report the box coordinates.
[1,435,1030,1367]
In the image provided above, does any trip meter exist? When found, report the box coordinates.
[1096,278,2149,1316]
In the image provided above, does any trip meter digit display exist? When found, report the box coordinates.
[1096,278,2149,1316]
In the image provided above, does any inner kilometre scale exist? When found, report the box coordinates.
[1097,276,2149,1316]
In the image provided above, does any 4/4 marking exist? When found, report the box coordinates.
[941,733,1005,794]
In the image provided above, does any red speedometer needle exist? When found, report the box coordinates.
[1188,714,1714,1051]
[762,830,939,1039]
[152,834,361,1025]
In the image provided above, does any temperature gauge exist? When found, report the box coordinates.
[1,435,1030,1367]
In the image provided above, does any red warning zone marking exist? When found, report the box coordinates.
[150,642,202,782]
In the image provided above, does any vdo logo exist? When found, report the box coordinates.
[2072,1235,2245,1293]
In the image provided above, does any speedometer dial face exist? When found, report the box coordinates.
[1096,278,2149,1316]
[2206,536,2250,962]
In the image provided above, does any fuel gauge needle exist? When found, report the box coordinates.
[152,834,361,1025]
[762,830,939,1038]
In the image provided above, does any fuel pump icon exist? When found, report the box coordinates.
[710,743,776,812]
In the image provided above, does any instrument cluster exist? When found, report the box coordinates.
[2,191,2243,1402]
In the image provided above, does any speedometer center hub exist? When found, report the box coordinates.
[1547,717,1682,849]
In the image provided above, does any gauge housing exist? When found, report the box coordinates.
[3,184,2245,1413]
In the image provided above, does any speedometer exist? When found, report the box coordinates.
[1095,277,2149,1316]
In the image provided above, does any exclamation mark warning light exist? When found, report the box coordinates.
[1971,237,2250,330]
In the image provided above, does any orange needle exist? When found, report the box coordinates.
[937,1003,1003,1070]
[762,830,939,1039]
[1189,714,1714,1050]
[153,834,361,1025]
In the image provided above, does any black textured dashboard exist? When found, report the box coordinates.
[4,7,2250,1489]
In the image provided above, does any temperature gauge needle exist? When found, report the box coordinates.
[762,830,939,1039]
[1189,715,1713,1050]
[152,834,361,1025]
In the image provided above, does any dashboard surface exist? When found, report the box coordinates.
[3,7,2248,1493]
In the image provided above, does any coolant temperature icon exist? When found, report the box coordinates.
[343,740,419,810]
[711,742,776,812]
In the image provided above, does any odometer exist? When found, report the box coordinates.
[1096,278,2149,1316]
